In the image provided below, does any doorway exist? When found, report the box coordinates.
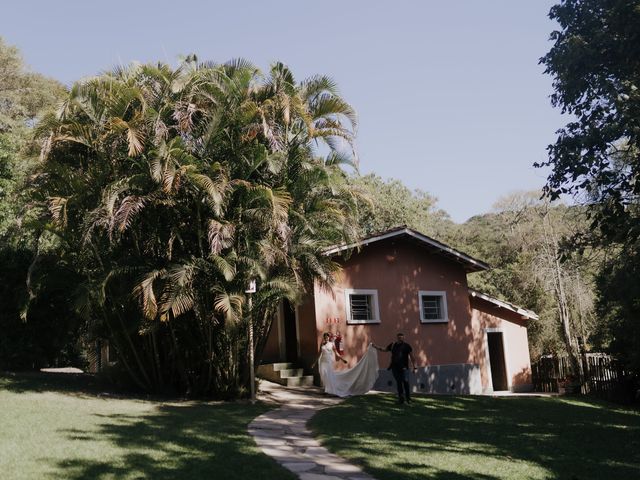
[487,332,508,391]
[282,300,298,363]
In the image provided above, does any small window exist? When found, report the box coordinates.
[418,291,448,323]
[344,289,380,324]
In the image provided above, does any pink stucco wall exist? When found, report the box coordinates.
[260,236,534,394]
[312,239,476,371]
[470,296,533,391]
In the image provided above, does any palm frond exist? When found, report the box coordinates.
[213,288,244,324]
[133,269,166,320]
[113,195,146,233]
[207,220,235,255]
[47,196,68,227]
[209,254,236,282]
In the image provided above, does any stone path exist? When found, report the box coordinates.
[249,381,375,480]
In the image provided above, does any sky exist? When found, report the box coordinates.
[1,1,563,223]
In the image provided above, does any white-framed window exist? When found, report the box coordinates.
[418,290,448,323]
[344,289,381,324]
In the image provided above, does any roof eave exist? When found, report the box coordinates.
[469,289,539,321]
[324,228,490,273]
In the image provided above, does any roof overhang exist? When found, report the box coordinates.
[469,288,539,321]
[324,227,490,273]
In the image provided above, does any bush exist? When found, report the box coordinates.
[0,246,84,370]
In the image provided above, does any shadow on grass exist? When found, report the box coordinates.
[310,394,640,480]
[1,371,175,401]
[0,371,110,396]
[53,403,294,480]
[1,372,295,480]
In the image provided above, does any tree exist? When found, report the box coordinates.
[496,194,593,371]
[455,192,598,363]
[0,37,74,370]
[348,173,454,239]
[594,246,640,375]
[540,1,640,376]
[29,58,359,397]
[0,36,65,238]
[538,0,640,242]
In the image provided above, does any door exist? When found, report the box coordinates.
[283,300,298,363]
[488,332,508,391]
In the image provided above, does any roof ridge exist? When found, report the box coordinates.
[324,226,490,273]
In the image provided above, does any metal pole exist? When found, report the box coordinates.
[248,293,256,404]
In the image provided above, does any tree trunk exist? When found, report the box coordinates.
[168,316,191,395]
[542,209,581,375]
[100,309,149,391]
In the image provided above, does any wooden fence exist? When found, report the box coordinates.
[531,355,571,393]
[532,353,634,401]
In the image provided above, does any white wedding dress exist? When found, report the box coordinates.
[318,342,379,397]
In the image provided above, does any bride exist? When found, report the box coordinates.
[312,332,379,397]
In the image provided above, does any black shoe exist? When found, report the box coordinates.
[406,398,412,405]
[398,398,404,405]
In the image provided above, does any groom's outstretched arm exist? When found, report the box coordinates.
[371,343,390,352]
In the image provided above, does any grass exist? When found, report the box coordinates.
[309,393,640,480]
[0,372,295,480]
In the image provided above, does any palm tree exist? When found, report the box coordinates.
[29,57,360,397]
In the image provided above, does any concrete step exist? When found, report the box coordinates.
[272,362,294,372]
[258,362,312,387]
[279,368,305,378]
[285,375,314,387]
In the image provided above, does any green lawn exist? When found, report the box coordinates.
[309,394,640,480]
[0,372,295,480]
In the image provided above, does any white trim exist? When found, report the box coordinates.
[470,289,538,321]
[483,329,494,393]
[324,228,489,271]
[344,289,381,324]
[483,328,512,392]
[105,342,117,366]
[418,290,449,323]
[503,331,512,390]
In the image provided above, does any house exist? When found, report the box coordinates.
[260,227,538,394]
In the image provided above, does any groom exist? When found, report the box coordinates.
[373,333,417,404]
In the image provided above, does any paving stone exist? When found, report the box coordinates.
[260,445,296,455]
[254,437,288,446]
[266,453,308,463]
[288,415,314,421]
[324,463,362,474]
[299,474,343,480]
[250,422,287,430]
[304,446,333,457]
[290,439,320,447]
[289,425,310,435]
[248,428,285,438]
[281,462,319,473]
[282,434,308,441]
[285,420,307,427]
[249,381,378,480]
[255,418,296,427]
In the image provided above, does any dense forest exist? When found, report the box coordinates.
[0,0,638,399]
